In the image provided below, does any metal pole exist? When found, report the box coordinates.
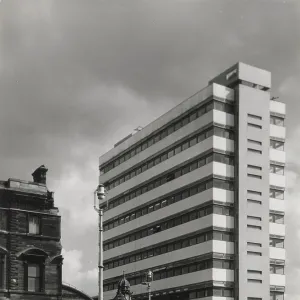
[148,283,151,300]
[98,208,103,300]
[94,186,105,300]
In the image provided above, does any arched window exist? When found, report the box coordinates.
[0,246,7,290]
[16,247,48,292]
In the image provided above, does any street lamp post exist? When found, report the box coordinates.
[94,184,107,300]
[142,270,153,300]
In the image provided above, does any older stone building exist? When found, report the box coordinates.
[0,166,62,300]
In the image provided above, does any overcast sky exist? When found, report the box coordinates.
[0,0,299,298]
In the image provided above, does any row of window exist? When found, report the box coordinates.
[103,156,234,229]
[104,230,233,270]
[105,148,234,211]
[100,99,234,175]
[189,287,233,299]
[104,203,234,251]
[104,200,232,232]
[103,185,284,233]
[107,125,234,191]
[104,137,283,212]
[103,258,233,291]
[131,288,234,300]
[0,212,40,234]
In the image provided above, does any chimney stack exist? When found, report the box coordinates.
[32,165,48,185]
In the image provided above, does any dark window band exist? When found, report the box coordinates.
[100,99,234,175]
[104,148,234,211]
[104,152,234,228]
[104,203,234,251]
[104,230,233,272]
[104,258,234,291]
[106,125,234,191]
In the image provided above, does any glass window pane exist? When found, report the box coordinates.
[29,216,40,234]
[214,101,225,111]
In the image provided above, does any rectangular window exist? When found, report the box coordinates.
[270,214,284,224]
[270,116,284,126]
[28,216,40,235]
[270,189,284,200]
[247,216,262,221]
[248,164,262,170]
[0,211,7,231]
[247,270,262,274]
[270,164,284,175]
[270,238,284,248]
[248,174,262,179]
[248,122,262,129]
[247,225,262,230]
[248,139,262,145]
[248,114,262,120]
[247,279,262,283]
[248,148,262,154]
[247,199,262,204]
[247,251,262,256]
[247,242,262,247]
[247,190,262,196]
[270,140,284,151]
[27,264,41,292]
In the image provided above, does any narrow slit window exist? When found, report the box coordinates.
[247,216,262,221]
[248,139,262,145]
[247,174,262,179]
[248,114,262,120]
[248,165,262,171]
[247,225,262,230]
[248,123,262,129]
[248,148,262,154]
[247,199,262,205]
[247,242,262,247]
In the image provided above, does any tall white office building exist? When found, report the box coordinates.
[98,63,286,300]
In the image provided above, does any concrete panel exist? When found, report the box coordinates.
[270,124,286,140]
[238,62,271,88]
[269,198,285,213]
[212,83,235,102]
[270,149,286,164]
[236,84,271,300]
[269,223,285,237]
[269,247,286,260]
[270,274,285,286]
[270,174,285,189]
[270,101,286,115]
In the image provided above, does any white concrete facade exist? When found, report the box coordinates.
[98,63,286,300]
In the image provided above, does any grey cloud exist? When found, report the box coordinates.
[0,0,300,296]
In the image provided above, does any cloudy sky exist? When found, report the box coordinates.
[0,0,299,298]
